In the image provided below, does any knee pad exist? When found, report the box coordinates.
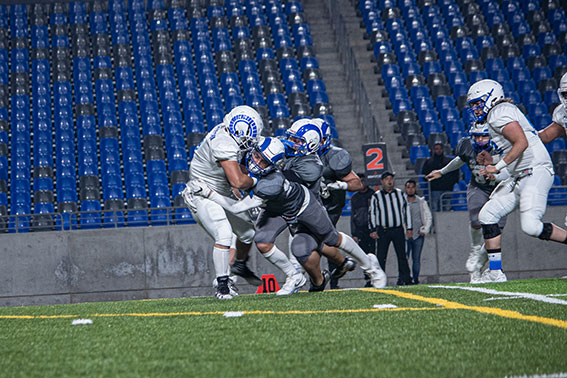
[481,224,501,239]
[214,223,234,247]
[537,223,553,240]
[291,234,319,264]
[236,228,255,245]
[521,218,544,238]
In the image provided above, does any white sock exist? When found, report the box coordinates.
[338,232,371,270]
[213,246,230,277]
[264,245,297,277]
[470,227,483,251]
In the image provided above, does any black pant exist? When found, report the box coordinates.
[376,227,412,285]
[355,233,376,255]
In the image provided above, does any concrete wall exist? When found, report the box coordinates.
[1,207,566,306]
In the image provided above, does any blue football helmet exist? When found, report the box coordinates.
[469,123,496,153]
[282,119,322,156]
[246,137,286,176]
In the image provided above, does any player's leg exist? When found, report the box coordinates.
[466,186,489,283]
[254,211,305,295]
[290,233,330,291]
[478,179,518,283]
[226,211,262,286]
[519,167,567,243]
[188,197,235,299]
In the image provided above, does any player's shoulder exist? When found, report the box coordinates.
[257,170,284,196]
[552,104,567,126]
[487,101,517,122]
[456,136,472,151]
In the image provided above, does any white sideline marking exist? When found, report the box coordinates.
[373,304,397,309]
[223,311,243,318]
[71,319,93,325]
[429,286,567,305]
[484,296,523,301]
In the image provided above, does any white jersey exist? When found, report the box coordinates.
[189,124,244,197]
[552,104,567,129]
[486,102,553,176]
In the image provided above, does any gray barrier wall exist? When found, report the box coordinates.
[1,207,566,306]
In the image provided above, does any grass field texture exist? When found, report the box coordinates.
[1,278,566,378]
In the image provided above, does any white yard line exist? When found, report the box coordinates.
[506,373,567,378]
[429,285,567,305]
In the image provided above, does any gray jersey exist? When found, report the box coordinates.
[254,170,306,218]
[320,146,352,214]
[282,154,323,199]
[455,137,500,193]
[552,104,567,129]
[189,124,244,197]
[487,102,552,176]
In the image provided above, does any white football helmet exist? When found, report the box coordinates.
[312,118,332,156]
[246,137,286,176]
[283,119,323,156]
[223,105,264,150]
[466,79,505,123]
[558,72,567,108]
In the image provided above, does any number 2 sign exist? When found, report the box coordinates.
[363,143,389,185]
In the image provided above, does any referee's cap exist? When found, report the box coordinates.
[380,171,395,180]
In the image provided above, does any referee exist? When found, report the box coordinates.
[369,171,413,285]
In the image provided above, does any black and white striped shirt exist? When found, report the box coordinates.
[369,188,412,231]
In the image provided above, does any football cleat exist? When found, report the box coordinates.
[308,270,331,292]
[480,269,507,283]
[364,254,387,289]
[213,276,239,296]
[230,259,262,286]
[330,257,356,280]
[276,272,307,296]
[466,246,488,273]
[215,276,233,299]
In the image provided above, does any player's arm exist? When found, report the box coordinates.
[426,157,464,181]
[483,122,527,174]
[219,160,256,190]
[538,122,565,144]
[328,171,363,191]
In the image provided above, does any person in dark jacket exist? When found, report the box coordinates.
[350,174,376,256]
[421,143,460,211]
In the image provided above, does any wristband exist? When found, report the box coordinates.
[494,159,508,172]
[337,181,348,190]
[250,176,258,186]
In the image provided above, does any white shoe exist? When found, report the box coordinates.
[364,254,387,289]
[480,269,507,283]
[276,272,307,296]
[466,246,488,273]
[470,271,483,284]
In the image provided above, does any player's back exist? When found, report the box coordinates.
[487,102,552,175]
[256,170,306,218]
[189,124,241,197]
[282,154,323,197]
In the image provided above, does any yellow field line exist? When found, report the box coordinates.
[0,306,443,320]
[364,288,567,329]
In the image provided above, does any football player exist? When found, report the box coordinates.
[426,123,509,283]
[188,137,387,291]
[466,79,567,283]
[537,72,567,226]
[313,118,364,289]
[182,105,263,299]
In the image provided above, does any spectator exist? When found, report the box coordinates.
[369,171,413,285]
[421,143,460,211]
[404,179,432,284]
[350,173,376,256]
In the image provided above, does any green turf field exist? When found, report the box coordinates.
[1,278,566,378]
